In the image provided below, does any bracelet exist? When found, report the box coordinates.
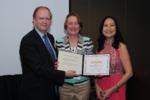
[114,85,119,92]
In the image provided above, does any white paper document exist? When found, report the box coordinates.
[58,51,83,75]
[83,54,110,75]
[58,51,110,75]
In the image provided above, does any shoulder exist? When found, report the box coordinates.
[81,36,93,48]
[79,35,93,44]
[82,36,93,46]
[21,29,35,43]
[82,36,92,42]
[20,30,37,50]
[118,42,129,54]
[119,42,127,50]
[55,36,67,49]
[56,37,65,43]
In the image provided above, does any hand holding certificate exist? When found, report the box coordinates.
[58,51,110,75]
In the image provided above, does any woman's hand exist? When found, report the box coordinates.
[96,86,105,100]
[103,86,116,99]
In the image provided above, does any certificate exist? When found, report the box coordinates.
[83,54,110,75]
[58,50,83,75]
[58,51,110,75]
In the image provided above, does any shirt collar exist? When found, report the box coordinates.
[35,27,47,39]
[64,34,83,44]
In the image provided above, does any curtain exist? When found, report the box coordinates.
[0,75,22,100]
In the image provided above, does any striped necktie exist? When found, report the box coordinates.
[43,34,57,62]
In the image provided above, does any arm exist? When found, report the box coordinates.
[114,43,133,89]
[95,79,105,100]
[20,38,76,85]
[20,39,65,85]
[103,43,133,98]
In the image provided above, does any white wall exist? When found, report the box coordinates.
[0,0,69,75]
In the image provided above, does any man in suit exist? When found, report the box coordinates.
[19,6,76,100]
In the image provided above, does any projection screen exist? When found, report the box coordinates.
[0,0,69,75]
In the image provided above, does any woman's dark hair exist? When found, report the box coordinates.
[64,13,83,33]
[97,16,125,51]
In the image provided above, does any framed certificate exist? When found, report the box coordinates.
[58,50,110,75]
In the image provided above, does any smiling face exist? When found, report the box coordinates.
[33,8,52,33]
[102,18,116,39]
[65,16,80,36]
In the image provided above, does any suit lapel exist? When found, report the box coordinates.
[32,29,52,61]
[33,30,58,61]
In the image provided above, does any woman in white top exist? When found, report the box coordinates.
[56,13,93,100]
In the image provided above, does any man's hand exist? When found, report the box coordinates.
[65,70,77,77]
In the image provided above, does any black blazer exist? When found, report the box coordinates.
[19,29,65,100]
